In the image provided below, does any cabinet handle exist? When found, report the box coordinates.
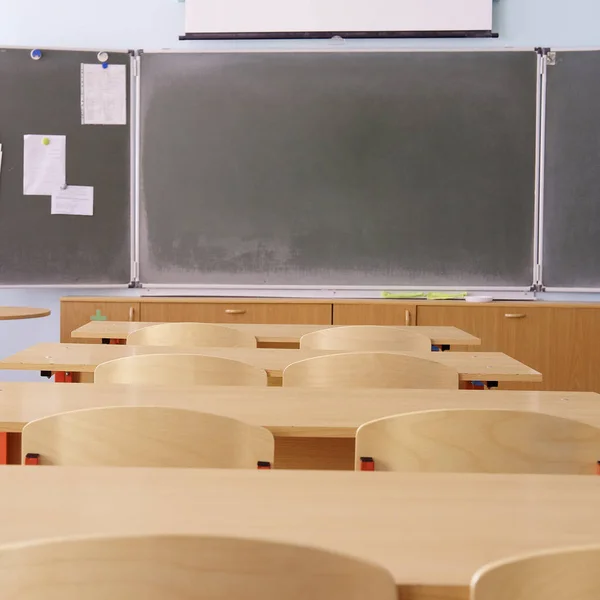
[405,309,412,326]
[225,309,246,315]
[129,306,135,321]
[505,313,526,319]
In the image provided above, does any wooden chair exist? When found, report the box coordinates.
[300,326,432,352]
[94,354,267,386]
[283,352,458,389]
[471,545,600,600]
[127,322,257,348]
[21,406,274,468]
[355,409,600,474]
[0,534,397,599]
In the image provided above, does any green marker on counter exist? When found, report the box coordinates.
[381,291,467,300]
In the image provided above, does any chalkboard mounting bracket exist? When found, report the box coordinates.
[546,52,557,67]
[530,264,544,292]
[129,261,141,288]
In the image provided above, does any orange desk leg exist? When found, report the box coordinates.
[0,433,6,465]
[54,372,74,383]
[460,381,487,390]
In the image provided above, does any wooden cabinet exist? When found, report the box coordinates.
[60,300,140,343]
[417,304,600,392]
[333,303,417,326]
[140,301,332,325]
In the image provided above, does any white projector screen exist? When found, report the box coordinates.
[184,0,494,38]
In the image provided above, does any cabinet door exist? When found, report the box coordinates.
[538,308,600,392]
[140,302,332,325]
[60,300,140,343]
[416,305,600,392]
[333,303,417,326]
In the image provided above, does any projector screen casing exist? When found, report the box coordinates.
[183,0,494,39]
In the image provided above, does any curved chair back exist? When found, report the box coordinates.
[22,406,274,468]
[0,534,398,599]
[95,354,267,386]
[300,326,432,352]
[127,322,257,348]
[471,545,600,600]
[283,352,458,389]
[356,409,600,474]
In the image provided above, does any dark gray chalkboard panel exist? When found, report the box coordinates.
[543,51,600,288]
[0,48,130,285]
[140,51,538,286]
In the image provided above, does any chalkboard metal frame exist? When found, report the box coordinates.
[138,48,541,293]
[131,51,142,288]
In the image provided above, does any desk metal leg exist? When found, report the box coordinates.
[432,345,451,352]
[0,433,6,465]
[54,371,74,383]
[460,381,486,390]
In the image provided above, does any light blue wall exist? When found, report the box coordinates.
[1,0,600,381]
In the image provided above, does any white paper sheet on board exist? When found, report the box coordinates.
[51,186,94,216]
[23,135,66,196]
[81,64,127,125]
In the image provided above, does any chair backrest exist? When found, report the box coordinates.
[0,534,397,600]
[127,322,257,348]
[471,545,600,600]
[22,406,274,468]
[283,352,458,389]
[94,353,267,386]
[300,326,432,352]
[355,409,600,474]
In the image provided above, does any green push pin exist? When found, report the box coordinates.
[91,309,107,322]
[42,137,50,146]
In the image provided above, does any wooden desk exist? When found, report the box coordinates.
[0,383,593,468]
[1,467,600,600]
[0,306,51,462]
[0,343,542,386]
[0,307,50,321]
[72,321,481,349]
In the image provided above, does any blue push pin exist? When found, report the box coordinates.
[30,49,43,60]
[102,62,109,69]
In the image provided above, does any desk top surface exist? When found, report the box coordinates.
[0,383,594,436]
[0,307,51,321]
[72,322,481,346]
[0,343,542,382]
[0,467,599,597]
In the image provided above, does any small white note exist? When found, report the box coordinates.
[51,186,94,216]
[81,64,127,125]
[23,135,66,196]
